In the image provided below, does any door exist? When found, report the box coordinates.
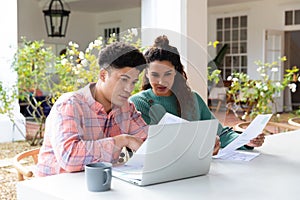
[264,30,284,112]
[285,30,300,110]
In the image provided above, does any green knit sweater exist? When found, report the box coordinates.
[130,89,247,149]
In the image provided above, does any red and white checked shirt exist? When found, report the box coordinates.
[36,84,147,177]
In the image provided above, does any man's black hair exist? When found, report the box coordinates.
[98,42,146,72]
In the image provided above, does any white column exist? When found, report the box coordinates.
[141,0,208,100]
[0,0,25,142]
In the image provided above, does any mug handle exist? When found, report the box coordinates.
[103,168,112,186]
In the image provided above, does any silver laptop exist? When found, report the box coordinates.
[112,119,219,186]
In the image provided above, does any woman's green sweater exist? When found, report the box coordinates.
[130,89,248,149]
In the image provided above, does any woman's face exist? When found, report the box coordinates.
[146,60,176,96]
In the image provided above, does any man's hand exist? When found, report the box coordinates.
[213,135,221,155]
[113,134,144,152]
[246,133,265,147]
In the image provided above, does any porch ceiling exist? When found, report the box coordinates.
[37,0,264,13]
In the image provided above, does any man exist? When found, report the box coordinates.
[36,42,148,177]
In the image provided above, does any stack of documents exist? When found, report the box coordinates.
[214,114,272,161]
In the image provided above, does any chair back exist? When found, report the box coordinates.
[13,148,40,181]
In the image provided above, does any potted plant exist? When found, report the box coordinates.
[2,29,143,146]
[12,38,56,145]
[226,57,299,120]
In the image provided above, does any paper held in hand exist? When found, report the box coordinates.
[215,114,272,159]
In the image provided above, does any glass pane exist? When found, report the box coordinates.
[285,11,293,25]
[241,67,247,74]
[232,30,238,41]
[232,17,239,28]
[217,18,223,29]
[233,56,240,67]
[225,56,232,67]
[225,43,231,53]
[225,30,231,41]
[241,56,247,66]
[240,42,247,53]
[240,29,247,40]
[295,10,300,25]
[274,35,281,50]
[232,42,239,53]
[225,17,231,29]
[233,67,240,73]
[225,69,232,79]
[216,44,222,54]
[217,31,223,42]
[240,16,247,27]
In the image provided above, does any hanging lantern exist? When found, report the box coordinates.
[43,0,70,37]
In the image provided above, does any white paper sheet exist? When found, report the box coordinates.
[214,150,260,161]
[158,112,189,125]
[215,114,272,159]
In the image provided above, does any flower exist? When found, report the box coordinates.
[68,41,79,48]
[81,59,89,67]
[263,85,268,91]
[131,28,138,37]
[61,58,68,65]
[88,42,94,51]
[275,82,281,87]
[271,67,278,72]
[94,39,102,46]
[255,82,262,89]
[288,83,297,93]
[232,78,238,82]
[208,41,219,48]
[227,57,299,118]
[241,114,247,120]
[78,51,85,60]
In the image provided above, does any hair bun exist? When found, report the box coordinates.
[154,35,169,48]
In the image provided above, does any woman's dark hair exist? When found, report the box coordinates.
[142,35,196,120]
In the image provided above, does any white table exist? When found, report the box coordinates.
[17,130,300,200]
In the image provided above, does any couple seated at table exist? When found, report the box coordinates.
[35,35,264,177]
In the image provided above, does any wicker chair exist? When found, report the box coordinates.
[13,148,40,181]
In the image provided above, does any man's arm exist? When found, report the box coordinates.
[49,102,116,172]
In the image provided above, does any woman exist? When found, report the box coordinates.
[130,35,264,153]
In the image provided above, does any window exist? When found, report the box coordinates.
[104,27,120,43]
[216,15,248,79]
[285,10,300,25]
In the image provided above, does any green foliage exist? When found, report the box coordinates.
[207,41,222,86]
[227,57,299,118]
[8,37,57,145]
[0,81,17,118]
[0,29,145,145]
[13,38,55,100]
[207,67,221,84]
[53,28,144,99]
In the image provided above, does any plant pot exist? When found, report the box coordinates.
[25,120,45,140]
[288,117,300,127]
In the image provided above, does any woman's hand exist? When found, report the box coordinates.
[213,135,221,155]
[246,133,265,147]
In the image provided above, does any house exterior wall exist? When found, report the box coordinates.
[208,0,300,80]
[96,8,141,38]
[18,0,140,51]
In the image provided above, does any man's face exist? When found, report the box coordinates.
[101,67,140,108]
